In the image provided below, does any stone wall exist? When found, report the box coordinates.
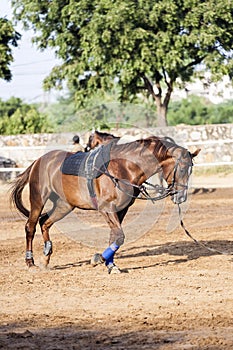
[1,124,233,168]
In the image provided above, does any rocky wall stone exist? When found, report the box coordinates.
[0,124,233,167]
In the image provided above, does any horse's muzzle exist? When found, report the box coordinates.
[171,189,187,204]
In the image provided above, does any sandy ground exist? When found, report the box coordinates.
[0,174,233,349]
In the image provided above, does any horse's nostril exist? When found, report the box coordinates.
[179,194,187,204]
[172,192,187,204]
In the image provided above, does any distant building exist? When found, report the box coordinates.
[172,75,233,104]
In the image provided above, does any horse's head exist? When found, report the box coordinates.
[162,147,200,204]
[86,130,119,151]
[86,133,96,151]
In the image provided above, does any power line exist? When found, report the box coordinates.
[11,72,53,76]
[12,59,59,68]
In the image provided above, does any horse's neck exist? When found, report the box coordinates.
[110,142,162,184]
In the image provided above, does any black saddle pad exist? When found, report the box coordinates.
[61,142,112,179]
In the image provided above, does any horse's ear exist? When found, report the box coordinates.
[191,148,201,158]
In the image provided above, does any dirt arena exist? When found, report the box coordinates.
[0,175,233,349]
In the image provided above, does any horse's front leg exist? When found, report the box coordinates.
[91,211,124,274]
[103,225,124,273]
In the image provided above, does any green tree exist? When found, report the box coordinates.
[0,96,23,117]
[167,96,233,125]
[0,18,21,81]
[12,0,233,126]
[168,95,210,125]
[208,101,233,124]
[44,88,156,131]
[0,97,53,135]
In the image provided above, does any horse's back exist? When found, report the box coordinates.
[36,150,71,170]
[30,150,72,191]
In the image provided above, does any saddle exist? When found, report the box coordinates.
[61,142,113,205]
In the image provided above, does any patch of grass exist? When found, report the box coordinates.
[193,165,233,176]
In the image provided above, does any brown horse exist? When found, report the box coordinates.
[11,136,200,273]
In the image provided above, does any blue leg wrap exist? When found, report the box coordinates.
[102,242,119,266]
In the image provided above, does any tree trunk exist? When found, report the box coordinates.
[142,75,170,127]
[155,102,168,127]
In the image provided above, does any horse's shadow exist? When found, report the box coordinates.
[192,188,216,195]
[52,239,233,271]
[118,239,233,271]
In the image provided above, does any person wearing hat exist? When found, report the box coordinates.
[72,135,85,153]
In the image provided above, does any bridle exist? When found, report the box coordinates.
[95,155,191,202]
[167,156,192,193]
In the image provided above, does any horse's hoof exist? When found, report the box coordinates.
[91,253,105,267]
[25,258,36,268]
[108,263,121,274]
[29,264,39,270]
[43,256,51,269]
[40,264,51,270]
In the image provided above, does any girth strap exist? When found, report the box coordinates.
[87,178,98,209]
[85,149,101,209]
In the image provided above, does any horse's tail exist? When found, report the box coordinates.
[10,162,35,218]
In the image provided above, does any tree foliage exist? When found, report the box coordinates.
[168,96,233,125]
[45,92,233,131]
[45,89,156,132]
[0,18,21,81]
[12,0,233,126]
[0,97,53,135]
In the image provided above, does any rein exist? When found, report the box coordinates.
[178,204,233,256]
[96,166,174,201]
[93,144,190,202]
[125,180,174,202]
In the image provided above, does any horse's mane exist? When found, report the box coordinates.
[94,130,118,139]
[112,135,183,161]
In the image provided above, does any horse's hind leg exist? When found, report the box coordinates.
[25,205,44,268]
[39,197,73,268]
[39,213,53,268]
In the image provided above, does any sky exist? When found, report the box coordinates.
[1,1,232,106]
[0,0,62,103]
